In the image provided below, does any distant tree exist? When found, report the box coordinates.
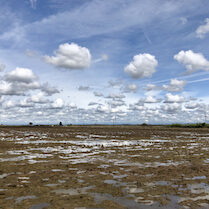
[29,122,33,126]
[59,121,63,126]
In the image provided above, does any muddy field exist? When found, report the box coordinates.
[0,125,209,209]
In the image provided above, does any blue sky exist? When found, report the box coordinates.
[0,0,209,124]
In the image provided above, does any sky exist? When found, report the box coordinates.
[0,0,209,125]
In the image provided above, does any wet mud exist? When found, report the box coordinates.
[0,125,208,209]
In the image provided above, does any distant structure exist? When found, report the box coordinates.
[29,122,33,126]
[59,121,63,126]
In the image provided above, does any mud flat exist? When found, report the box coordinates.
[0,125,209,209]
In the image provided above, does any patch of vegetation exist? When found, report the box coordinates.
[168,123,208,128]
[141,123,149,126]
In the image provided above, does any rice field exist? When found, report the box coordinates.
[0,125,209,209]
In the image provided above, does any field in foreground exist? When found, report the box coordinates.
[0,125,209,209]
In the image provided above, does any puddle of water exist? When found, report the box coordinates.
[77,170,86,174]
[58,180,66,184]
[180,195,209,202]
[192,176,207,180]
[128,187,144,193]
[69,168,78,171]
[203,158,209,164]
[179,183,209,204]
[28,160,49,164]
[104,179,117,185]
[98,164,109,169]
[104,179,126,187]
[53,188,79,195]
[91,193,158,208]
[0,173,11,179]
[20,139,152,148]
[113,174,128,179]
[135,197,154,205]
[76,135,87,139]
[113,159,184,168]
[45,184,59,187]
[16,195,37,203]
[18,176,30,180]
[7,150,30,155]
[20,180,30,183]
[188,183,209,194]
[145,182,155,187]
[154,181,170,186]
[53,186,94,196]
[29,171,37,174]
[89,134,107,138]
[5,196,14,200]
[0,153,53,162]
[199,203,209,208]
[74,207,87,209]
[100,172,108,175]
[29,203,50,209]
[51,169,65,172]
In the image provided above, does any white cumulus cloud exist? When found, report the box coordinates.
[106,93,125,99]
[28,92,50,104]
[163,79,187,92]
[124,53,158,79]
[5,67,37,83]
[161,103,182,114]
[185,102,200,109]
[123,84,138,93]
[0,67,59,97]
[174,50,209,74]
[196,18,209,38]
[0,81,13,95]
[164,93,185,103]
[0,68,40,96]
[52,98,64,109]
[139,96,161,103]
[145,84,159,91]
[45,43,91,70]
